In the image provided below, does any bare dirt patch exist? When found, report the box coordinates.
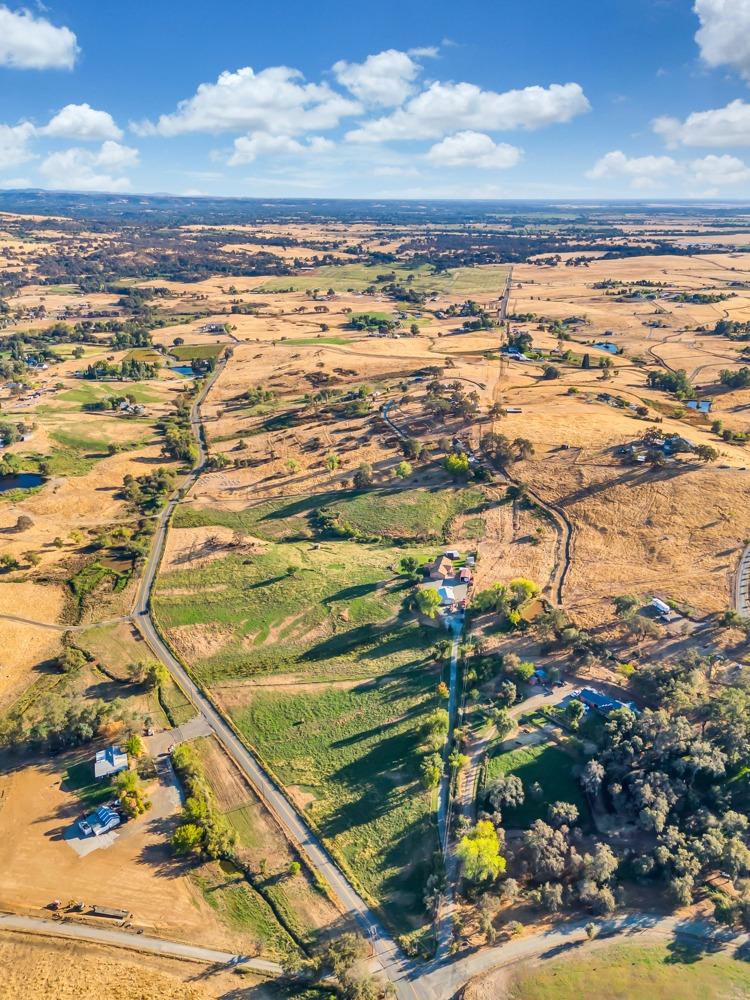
[161,524,266,572]
[167,624,234,662]
[0,759,236,948]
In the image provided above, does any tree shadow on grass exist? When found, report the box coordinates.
[323,581,380,603]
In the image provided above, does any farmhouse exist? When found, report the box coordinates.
[576,688,638,716]
[426,555,454,581]
[94,745,128,780]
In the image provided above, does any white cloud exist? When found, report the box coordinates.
[333,49,424,107]
[135,66,360,137]
[426,130,522,169]
[653,99,750,147]
[0,5,78,70]
[587,148,750,191]
[0,176,30,188]
[228,131,333,165]
[42,103,122,142]
[586,150,681,189]
[695,0,750,81]
[0,122,35,169]
[39,141,139,191]
[346,80,590,142]
[690,153,750,185]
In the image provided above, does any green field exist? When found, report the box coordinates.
[173,486,485,543]
[233,650,438,936]
[155,534,431,681]
[122,348,164,363]
[506,942,750,999]
[280,335,353,346]
[170,343,225,360]
[192,862,298,959]
[57,382,163,406]
[483,741,590,828]
[250,262,508,296]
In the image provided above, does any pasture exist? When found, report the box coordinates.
[502,942,750,1000]
[231,645,439,936]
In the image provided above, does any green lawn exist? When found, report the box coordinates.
[483,741,590,829]
[232,650,439,936]
[506,942,750,1000]
[63,759,113,809]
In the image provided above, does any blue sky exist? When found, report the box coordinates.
[2,0,750,198]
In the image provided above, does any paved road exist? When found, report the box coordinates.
[735,542,750,617]
[0,912,283,975]
[411,911,750,1000]
[498,267,513,324]
[128,366,410,992]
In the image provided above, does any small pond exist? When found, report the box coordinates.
[0,472,45,493]
[687,399,712,413]
[170,365,196,377]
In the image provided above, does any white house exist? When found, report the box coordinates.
[94,746,128,780]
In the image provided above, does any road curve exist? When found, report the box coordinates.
[0,912,282,975]
[129,366,409,992]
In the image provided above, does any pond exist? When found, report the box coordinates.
[593,341,619,355]
[687,399,712,413]
[0,472,45,493]
[170,365,196,377]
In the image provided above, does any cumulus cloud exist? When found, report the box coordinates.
[42,103,123,142]
[39,140,139,191]
[586,150,681,189]
[426,130,522,169]
[0,122,36,169]
[333,49,424,107]
[653,99,750,147]
[587,150,679,180]
[0,5,78,70]
[695,0,750,80]
[587,148,750,191]
[690,153,750,185]
[135,66,360,137]
[346,80,590,142]
[228,131,333,165]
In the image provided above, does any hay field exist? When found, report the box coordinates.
[0,931,263,999]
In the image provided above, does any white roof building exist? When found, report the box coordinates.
[94,746,128,780]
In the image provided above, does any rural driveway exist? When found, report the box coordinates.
[145,715,212,757]
[0,912,282,975]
